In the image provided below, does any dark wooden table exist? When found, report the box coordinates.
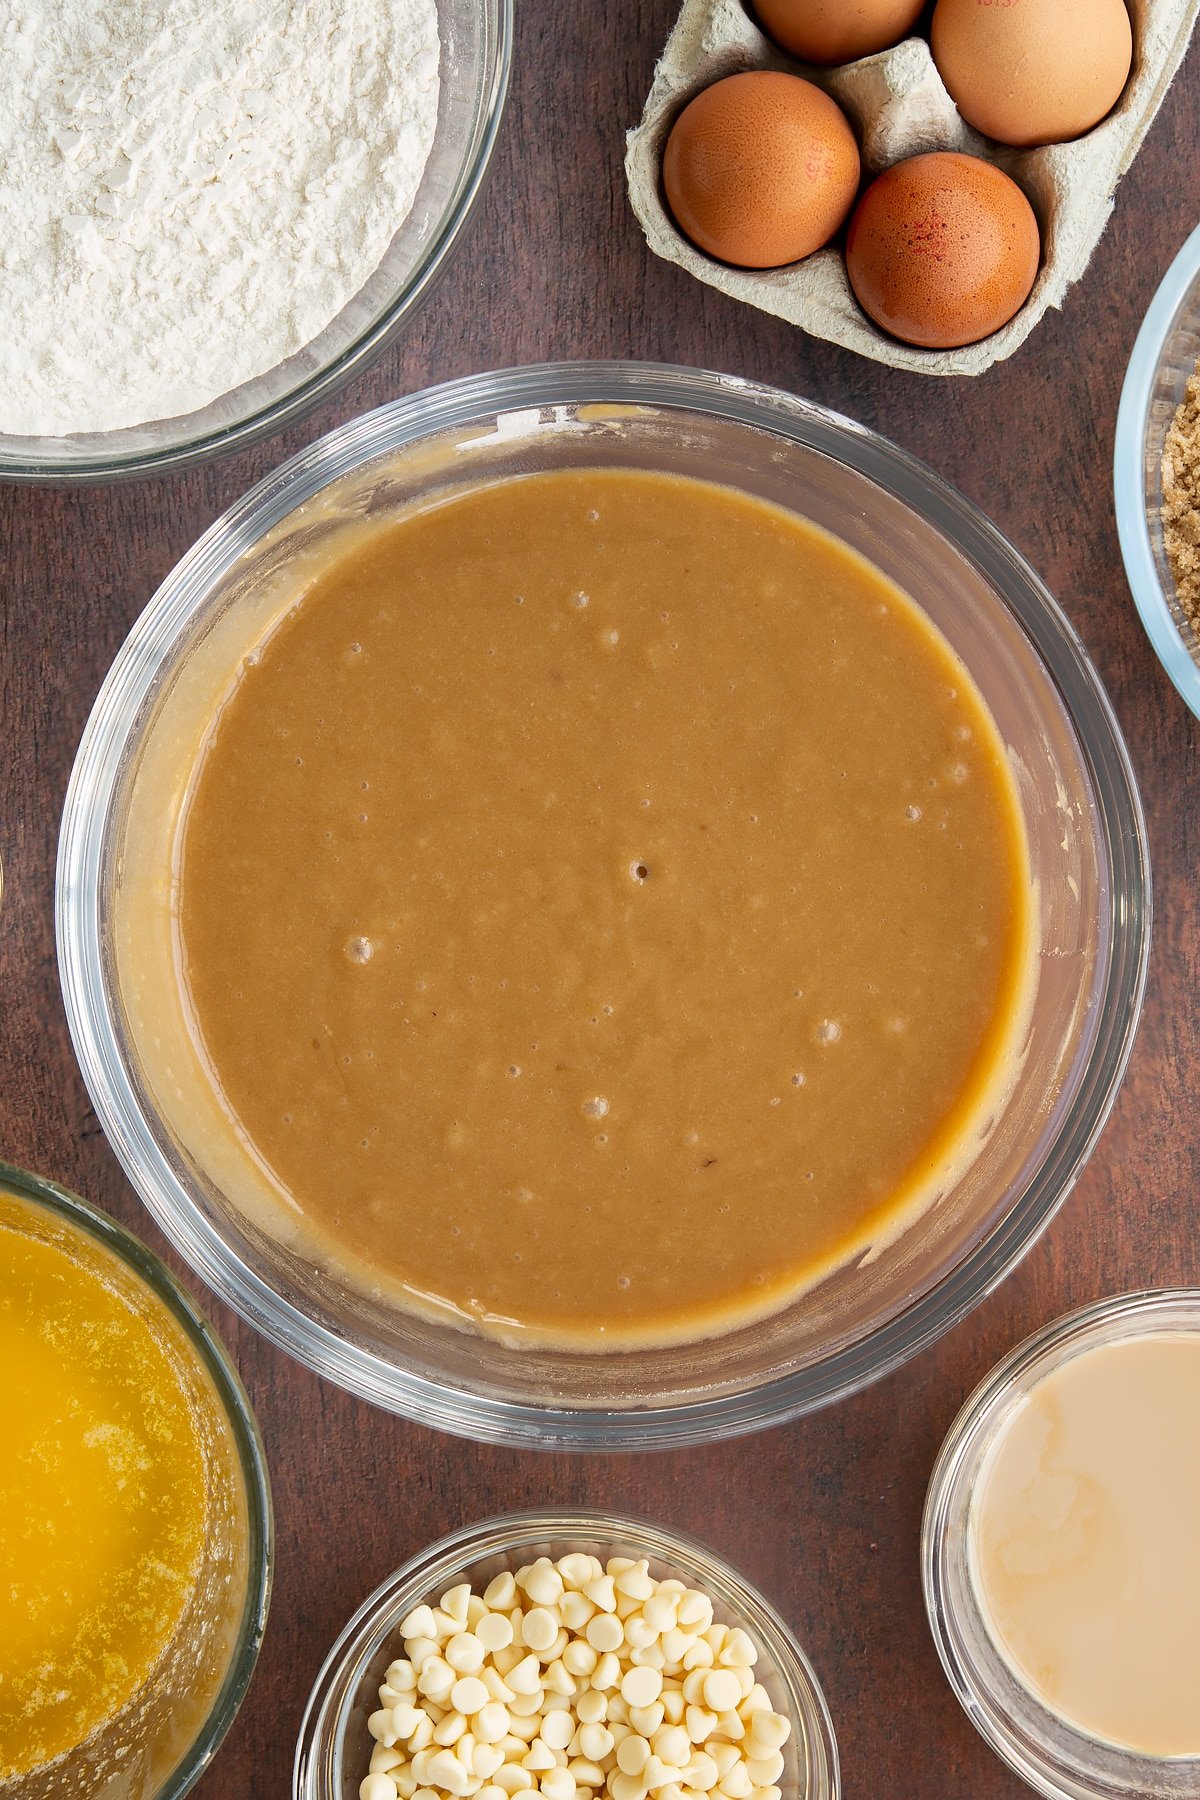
[3,8,1199,1796]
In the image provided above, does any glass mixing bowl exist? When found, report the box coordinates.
[1114,220,1200,722]
[56,361,1150,1448]
[0,0,511,483]
[0,1158,272,1799]
[293,1509,839,1800]
[923,1292,1200,1800]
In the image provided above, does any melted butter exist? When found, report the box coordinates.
[0,1191,208,1779]
[971,1332,1200,1757]
[176,468,1035,1348]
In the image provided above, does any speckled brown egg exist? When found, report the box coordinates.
[845,152,1040,349]
[754,0,926,67]
[662,71,861,269]
[931,0,1133,148]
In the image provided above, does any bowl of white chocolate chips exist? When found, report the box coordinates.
[293,1511,840,1800]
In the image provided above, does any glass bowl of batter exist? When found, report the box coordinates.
[56,362,1149,1446]
[0,0,511,482]
[294,1509,839,1800]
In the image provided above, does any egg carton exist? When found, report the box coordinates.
[625,0,1198,374]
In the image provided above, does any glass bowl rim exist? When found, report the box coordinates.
[56,358,1151,1449]
[0,1155,274,1800]
[0,0,513,485]
[291,1504,840,1800]
[1113,217,1200,723]
[921,1288,1200,1798]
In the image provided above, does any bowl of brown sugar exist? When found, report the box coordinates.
[1115,220,1200,721]
[58,362,1149,1448]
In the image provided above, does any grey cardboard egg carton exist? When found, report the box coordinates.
[625,0,1198,375]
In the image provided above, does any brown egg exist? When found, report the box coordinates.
[754,0,926,67]
[662,72,861,269]
[931,0,1133,148]
[845,152,1040,349]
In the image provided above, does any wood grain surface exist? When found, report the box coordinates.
[3,6,1199,1797]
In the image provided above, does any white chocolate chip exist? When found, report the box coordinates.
[494,1769,533,1795]
[577,1723,614,1761]
[743,1753,784,1786]
[745,1712,789,1752]
[616,1734,652,1776]
[560,1592,596,1632]
[540,1713,575,1752]
[642,1594,677,1634]
[362,1775,399,1800]
[426,1752,472,1796]
[685,1707,717,1744]
[614,1564,655,1602]
[447,1635,486,1674]
[522,1610,560,1653]
[717,1770,752,1800]
[621,1668,663,1709]
[451,1678,489,1716]
[562,1639,598,1678]
[583,1575,617,1613]
[524,1561,565,1606]
[738,1685,771,1719]
[374,1710,407,1748]
[474,1703,510,1744]
[402,1606,438,1642]
[585,1615,624,1654]
[591,1652,621,1691]
[651,1726,689,1767]
[717,1631,755,1669]
[660,1689,684,1726]
[478,1614,515,1654]
[409,1715,436,1751]
[485,1574,518,1611]
[677,1593,713,1630]
[507,1655,542,1696]
[420,1659,457,1704]
[627,1704,665,1738]
[443,1586,472,1625]
[701,1672,742,1715]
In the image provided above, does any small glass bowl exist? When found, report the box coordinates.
[0,1157,273,1800]
[293,1509,840,1800]
[0,0,511,483]
[57,361,1150,1448]
[922,1290,1200,1800]
[1114,220,1200,722]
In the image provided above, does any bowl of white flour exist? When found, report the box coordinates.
[0,0,511,479]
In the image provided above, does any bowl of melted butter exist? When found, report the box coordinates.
[57,362,1149,1447]
[0,1159,271,1796]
